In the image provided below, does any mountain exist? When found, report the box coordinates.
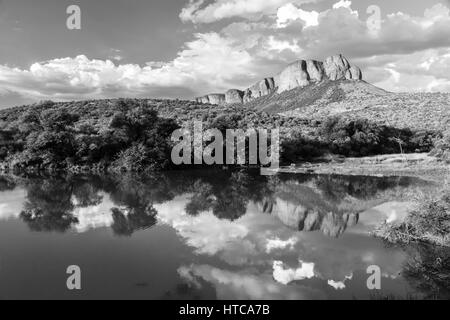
[195,54,450,132]
[195,54,363,105]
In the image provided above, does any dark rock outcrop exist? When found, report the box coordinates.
[195,54,363,105]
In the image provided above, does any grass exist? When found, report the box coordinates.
[373,179,450,247]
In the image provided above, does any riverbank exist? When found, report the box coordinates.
[277,153,449,184]
[372,182,450,247]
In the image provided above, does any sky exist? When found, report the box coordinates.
[1,0,450,107]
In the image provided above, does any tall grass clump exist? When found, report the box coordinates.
[374,179,450,247]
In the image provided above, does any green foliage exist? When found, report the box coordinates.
[0,98,439,171]
[0,99,179,172]
[431,130,450,163]
[374,182,450,247]
[319,117,435,157]
[281,130,326,162]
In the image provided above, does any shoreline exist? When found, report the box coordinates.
[2,153,449,182]
[276,153,449,183]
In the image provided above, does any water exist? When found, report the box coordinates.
[0,170,449,300]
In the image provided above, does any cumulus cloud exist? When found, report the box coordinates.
[332,0,352,10]
[214,2,450,92]
[276,3,319,28]
[180,0,313,24]
[0,33,256,104]
[2,1,450,106]
[367,48,450,92]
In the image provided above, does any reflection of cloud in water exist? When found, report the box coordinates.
[156,196,250,255]
[158,197,407,290]
[273,260,315,285]
[328,274,353,290]
[0,189,25,221]
[72,193,115,233]
[266,237,298,253]
[178,264,325,300]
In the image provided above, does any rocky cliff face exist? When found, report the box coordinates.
[195,54,363,105]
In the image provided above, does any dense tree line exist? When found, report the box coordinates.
[0,99,439,172]
[0,99,179,172]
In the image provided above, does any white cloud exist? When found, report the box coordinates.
[332,0,352,10]
[180,0,313,24]
[369,48,450,92]
[2,2,450,105]
[276,3,319,28]
[0,33,256,102]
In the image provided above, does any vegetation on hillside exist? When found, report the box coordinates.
[0,99,179,172]
[0,98,441,172]
[431,130,450,163]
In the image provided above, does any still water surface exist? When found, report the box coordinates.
[0,170,449,300]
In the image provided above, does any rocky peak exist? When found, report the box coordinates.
[195,54,363,105]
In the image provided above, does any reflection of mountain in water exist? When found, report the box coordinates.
[260,183,359,237]
[257,175,428,237]
[0,171,430,238]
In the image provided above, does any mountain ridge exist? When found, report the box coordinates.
[195,54,363,105]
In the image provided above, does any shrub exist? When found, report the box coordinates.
[431,130,450,163]
[281,131,326,163]
[320,116,435,157]
[374,181,450,247]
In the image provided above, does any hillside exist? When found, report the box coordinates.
[239,80,450,132]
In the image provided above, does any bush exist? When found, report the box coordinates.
[0,99,179,172]
[374,181,450,247]
[320,117,435,157]
[431,130,450,163]
[281,131,326,163]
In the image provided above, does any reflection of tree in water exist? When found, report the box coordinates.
[104,174,174,236]
[72,182,103,207]
[402,244,450,300]
[111,206,158,237]
[15,173,177,235]
[212,171,250,221]
[185,181,215,216]
[314,175,417,202]
[20,179,78,232]
[0,176,16,191]
[184,170,274,221]
[12,170,426,236]
[105,173,175,208]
